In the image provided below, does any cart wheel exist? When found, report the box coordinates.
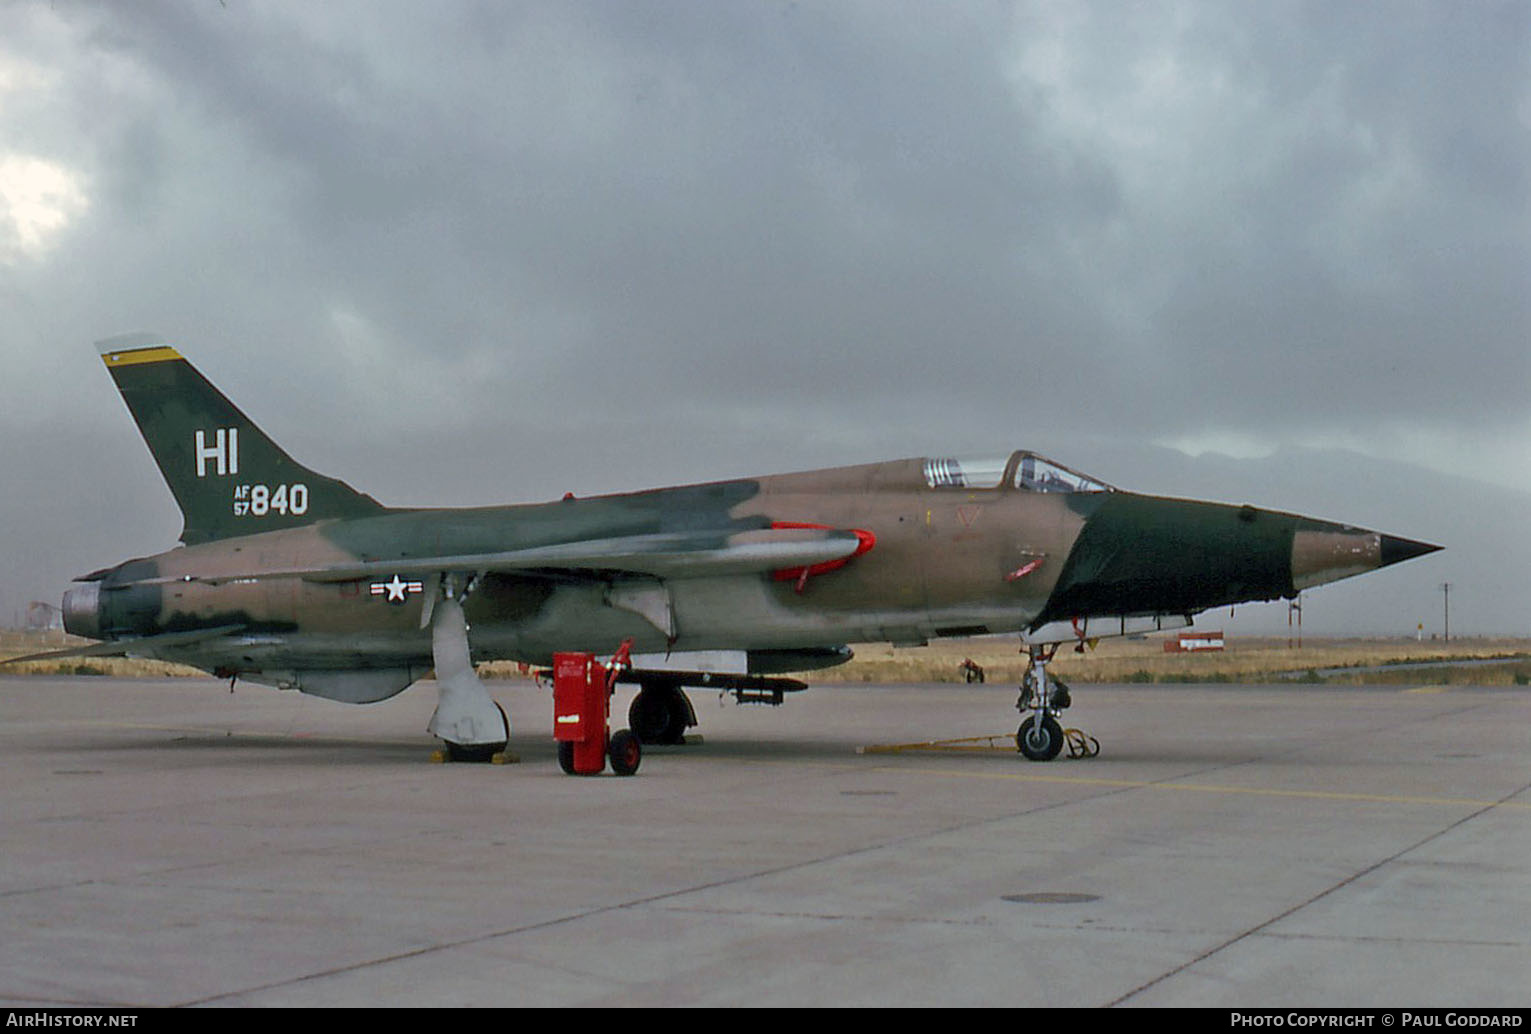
[557,740,577,775]
[608,729,642,776]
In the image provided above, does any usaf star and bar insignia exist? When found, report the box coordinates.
[370,574,424,604]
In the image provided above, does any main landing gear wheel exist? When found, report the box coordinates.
[629,685,694,745]
[608,729,642,776]
[428,584,510,762]
[1016,714,1065,762]
[445,702,510,764]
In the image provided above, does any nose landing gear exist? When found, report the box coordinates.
[1015,643,1097,761]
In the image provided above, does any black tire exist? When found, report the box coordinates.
[447,740,501,763]
[557,739,577,775]
[608,729,641,776]
[629,687,692,745]
[445,703,509,763]
[1016,714,1065,762]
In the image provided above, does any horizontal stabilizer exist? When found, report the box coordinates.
[0,624,244,666]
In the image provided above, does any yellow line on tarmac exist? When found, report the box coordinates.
[897,766,1531,812]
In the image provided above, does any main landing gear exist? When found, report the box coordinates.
[628,683,697,746]
[427,577,510,763]
[1015,644,1096,761]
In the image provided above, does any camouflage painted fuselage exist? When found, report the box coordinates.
[71,459,1417,672]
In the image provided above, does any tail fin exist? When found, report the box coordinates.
[97,334,386,545]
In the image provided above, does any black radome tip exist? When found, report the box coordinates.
[1379,535,1444,568]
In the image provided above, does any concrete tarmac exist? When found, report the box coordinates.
[1,674,1527,1008]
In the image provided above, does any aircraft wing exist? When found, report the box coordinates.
[119,526,871,586]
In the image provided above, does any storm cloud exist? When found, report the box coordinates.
[2,2,1525,634]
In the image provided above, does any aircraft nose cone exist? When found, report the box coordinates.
[1380,534,1443,568]
[1292,524,1442,592]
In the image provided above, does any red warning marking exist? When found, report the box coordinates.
[1005,558,1043,582]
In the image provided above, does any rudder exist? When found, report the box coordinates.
[97,334,386,545]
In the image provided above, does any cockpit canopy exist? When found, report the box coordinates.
[922,451,1114,493]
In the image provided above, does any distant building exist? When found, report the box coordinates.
[1164,630,1225,653]
[26,601,63,631]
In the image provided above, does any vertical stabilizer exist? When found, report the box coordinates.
[97,334,386,544]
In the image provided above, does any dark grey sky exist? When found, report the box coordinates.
[2,2,1526,634]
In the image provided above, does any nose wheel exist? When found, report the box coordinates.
[1014,643,1094,761]
[1017,712,1065,761]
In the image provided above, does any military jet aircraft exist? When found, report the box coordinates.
[13,335,1441,762]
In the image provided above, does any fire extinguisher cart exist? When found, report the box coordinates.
[552,640,641,776]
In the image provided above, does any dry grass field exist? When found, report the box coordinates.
[821,634,1531,686]
[0,629,203,678]
[4,628,1528,687]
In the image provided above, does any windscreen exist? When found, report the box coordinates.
[922,452,1114,492]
